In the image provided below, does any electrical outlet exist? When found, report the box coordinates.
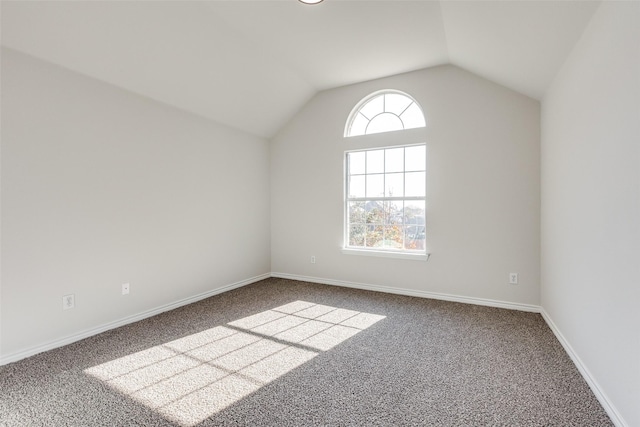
[311,256,316,264]
[122,283,130,295]
[509,273,518,285]
[63,294,75,310]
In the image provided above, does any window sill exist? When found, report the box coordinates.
[341,248,430,261]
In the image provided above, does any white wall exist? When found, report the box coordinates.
[0,48,271,360]
[271,65,540,307]
[541,2,640,426]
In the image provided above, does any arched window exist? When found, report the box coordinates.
[343,90,428,260]
[345,90,426,137]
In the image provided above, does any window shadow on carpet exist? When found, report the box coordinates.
[85,300,385,426]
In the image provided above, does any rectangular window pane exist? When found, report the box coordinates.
[384,147,404,173]
[384,201,404,224]
[348,151,365,175]
[405,145,426,171]
[349,225,365,247]
[385,173,404,197]
[405,172,425,197]
[348,201,365,224]
[349,175,365,198]
[366,150,384,174]
[365,201,384,224]
[366,174,384,197]
[382,225,403,249]
[404,200,425,226]
[404,200,425,251]
[404,225,425,250]
[365,225,383,248]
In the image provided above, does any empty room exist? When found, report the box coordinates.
[1,1,638,426]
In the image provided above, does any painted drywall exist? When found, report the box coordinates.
[271,65,540,306]
[0,48,271,359]
[541,2,640,426]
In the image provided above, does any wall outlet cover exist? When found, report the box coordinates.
[63,294,75,310]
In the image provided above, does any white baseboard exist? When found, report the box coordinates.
[2,271,626,427]
[270,272,541,313]
[0,273,270,366]
[540,309,627,427]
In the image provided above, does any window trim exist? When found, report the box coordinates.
[341,247,430,261]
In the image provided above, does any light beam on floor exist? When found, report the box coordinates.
[85,301,385,426]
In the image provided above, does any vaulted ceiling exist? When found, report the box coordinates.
[1,1,601,138]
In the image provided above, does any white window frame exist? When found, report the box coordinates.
[342,143,429,261]
[344,89,426,138]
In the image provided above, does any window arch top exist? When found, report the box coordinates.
[345,90,426,137]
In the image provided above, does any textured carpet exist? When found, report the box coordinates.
[0,278,613,426]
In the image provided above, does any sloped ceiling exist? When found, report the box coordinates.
[1,1,601,138]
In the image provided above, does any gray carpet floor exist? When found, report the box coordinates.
[0,278,613,426]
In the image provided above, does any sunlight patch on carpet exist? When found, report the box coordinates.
[85,301,385,426]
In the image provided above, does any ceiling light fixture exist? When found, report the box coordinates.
[298,0,323,4]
